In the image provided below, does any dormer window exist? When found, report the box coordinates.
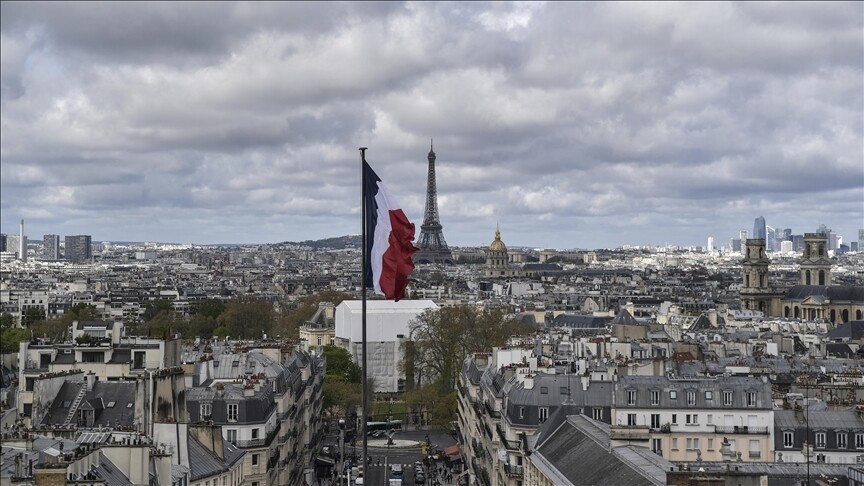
[746,391,757,407]
[650,390,660,406]
[627,390,637,406]
[687,390,696,406]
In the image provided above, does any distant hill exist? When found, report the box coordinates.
[280,235,362,250]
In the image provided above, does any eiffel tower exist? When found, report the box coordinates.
[414,140,453,264]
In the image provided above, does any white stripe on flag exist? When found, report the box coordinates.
[370,180,397,296]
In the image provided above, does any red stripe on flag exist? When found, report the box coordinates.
[380,209,417,301]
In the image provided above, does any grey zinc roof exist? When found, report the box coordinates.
[534,414,664,486]
[611,309,641,326]
[784,284,864,302]
[187,434,245,481]
[92,452,136,486]
[42,381,86,425]
[827,320,864,340]
[775,409,864,430]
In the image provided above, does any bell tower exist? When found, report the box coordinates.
[799,232,832,285]
[740,238,771,313]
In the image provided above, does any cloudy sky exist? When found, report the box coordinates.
[1,2,862,249]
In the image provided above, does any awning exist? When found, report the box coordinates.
[444,445,461,457]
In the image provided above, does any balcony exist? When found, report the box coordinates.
[713,425,768,435]
[504,464,524,478]
[482,400,501,419]
[234,421,281,448]
[609,426,651,441]
[496,425,521,451]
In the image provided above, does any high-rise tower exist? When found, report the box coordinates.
[414,141,453,264]
[752,216,766,240]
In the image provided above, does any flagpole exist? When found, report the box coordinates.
[359,146,369,481]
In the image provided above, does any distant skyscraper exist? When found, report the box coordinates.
[739,230,748,240]
[6,235,19,258]
[707,236,714,252]
[65,235,92,263]
[414,141,453,264]
[19,219,26,262]
[752,216,766,240]
[859,228,864,250]
[766,226,776,251]
[731,239,742,252]
[782,228,792,241]
[43,234,60,260]
[0,233,6,252]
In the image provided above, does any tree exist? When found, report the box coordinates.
[0,313,14,329]
[322,345,361,383]
[0,327,29,353]
[217,296,274,339]
[406,305,536,391]
[194,299,226,319]
[21,307,46,327]
[143,299,174,322]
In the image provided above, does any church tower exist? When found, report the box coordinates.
[740,238,772,313]
[799,232,832,285]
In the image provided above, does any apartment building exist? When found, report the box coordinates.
[611,375,774,462]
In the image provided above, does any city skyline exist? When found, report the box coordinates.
[1,2,862,249]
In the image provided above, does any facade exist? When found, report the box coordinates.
[186,346,325,486]
[42,234,60,260]
[299,302,336,354]
[457,350,614,486]
[65,234,93,263]
[611,375,774,462]
[774,409,864,465]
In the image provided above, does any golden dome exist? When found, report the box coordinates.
[489,226,507,251]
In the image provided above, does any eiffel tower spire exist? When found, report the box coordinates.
[414,141,453,264]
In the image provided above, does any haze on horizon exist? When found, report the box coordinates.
[1,2,862,249]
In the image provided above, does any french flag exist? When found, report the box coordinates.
[363,160,418,301]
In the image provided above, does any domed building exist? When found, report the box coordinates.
[485,226,523,279]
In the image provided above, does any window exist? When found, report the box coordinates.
[671,414,677,425]
[783,431,794,448]
[650,390,660,406]
[686,438,700,450]
[837,433,847,449]
[540,387,548,395]
[226,429,237,444]
[815,432,826,449]
[749,439,760,458]
[201,403,211,419]
[669,390,677,400]
[652,438,662,455]
[685,414,698,425]
[723,391,733,406]
[560,387,568,395]
[705,391,713,400]
[227,403,238,422]
[707,414,713,425]
[855,433,864,449]
[627,390,636,406]
[519,407,524,419]
[252,454,259,466]
[592,408,602,421]
[671,438,678,450]
[252,428,259,439]
[627,414,637,426]
[317,337,322,346]
[707,438,714,450]
[746,391,757,407]
[650,414,660,429]
[687,390,696,406]
[539,407,548,423]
